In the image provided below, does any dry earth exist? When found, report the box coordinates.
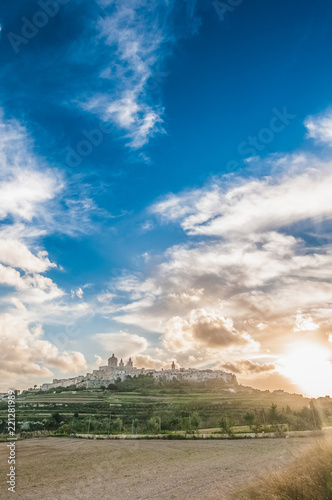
[0,436,320,499]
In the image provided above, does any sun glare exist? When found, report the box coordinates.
[280,343,332,398]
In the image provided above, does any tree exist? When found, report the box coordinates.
[244,411,255,428]
[147,417,160,433]
[112,418,123,433]
[285,405,292,415]
[169,415,181,431]
[132,419,139,433]
[52,413,63,424]
[268,404,279,424]
[107,383,118,391]
[191,411,201,431]
[59,424,71,435]
[309,400,322,430]
[219,414,233,435]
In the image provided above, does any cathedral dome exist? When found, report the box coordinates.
[108,354,118,367]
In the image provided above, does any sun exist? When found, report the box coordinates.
[279,342,332,398]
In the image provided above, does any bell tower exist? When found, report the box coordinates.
[125,357,133,373]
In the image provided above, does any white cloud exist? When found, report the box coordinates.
[133,353,175,370]
[305,110,332,145]
[94,331,148,359]
[0,260,63,303]
[0,264,23,290]
[81,0,198,148]
[71,288,84,299]
[152,160,332,236]
[0,314,87,390]
[164,308,257,353]
[0,112,97,349]
[294,312,319,332]
[0,110,102,239]
[111,230,332,335]
[0,239,56,273]
[0,110,64,224]
[0,169,60,222]
[105,111,332,376]
[217,359,276,376]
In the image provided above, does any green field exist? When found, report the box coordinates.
[1,378,331,436]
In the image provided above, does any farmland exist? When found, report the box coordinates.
[1,379,331,436]
[0,436,324,500]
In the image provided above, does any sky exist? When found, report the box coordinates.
[1,0,332,397]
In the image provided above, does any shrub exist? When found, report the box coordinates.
[234,438,332,500]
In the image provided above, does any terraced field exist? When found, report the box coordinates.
[2,387,330,434]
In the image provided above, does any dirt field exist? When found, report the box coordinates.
[0,436,321,499]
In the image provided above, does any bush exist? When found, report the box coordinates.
[112,418,123,433]
[234,438,332,500]
[58,424,71,435]
[147,417,160,433]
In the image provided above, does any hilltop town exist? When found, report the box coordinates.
[41,353,237,391]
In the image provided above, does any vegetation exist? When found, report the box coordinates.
[235,439,332,499]
[0,377,330,437]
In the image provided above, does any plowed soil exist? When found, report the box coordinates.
[0,436,320,499]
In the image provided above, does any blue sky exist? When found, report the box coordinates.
[1,0,332,396]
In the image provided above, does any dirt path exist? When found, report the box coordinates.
[0,437,320,499]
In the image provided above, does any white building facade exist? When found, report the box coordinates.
[41,354,237,390]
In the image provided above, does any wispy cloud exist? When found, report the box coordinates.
[80,0,199,148]
[0,111,62,223]
[151,157,332,236]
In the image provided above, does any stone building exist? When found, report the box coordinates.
[41,354,237,390]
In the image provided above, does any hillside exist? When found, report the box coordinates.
[1,377,331,436]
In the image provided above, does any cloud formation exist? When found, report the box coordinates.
[0,112,62,225]
[305,109,332,145]
[0,314,87,384]
[220,360,276,375]
[105,111,332,383]
[164,309,256,352]
[151,158,332,236]
[81,0,199,148]
[133,353,176,370]
[94,331,148,359]
[0,239,56,273]
[0,112,100,392]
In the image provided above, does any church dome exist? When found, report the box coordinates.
[108,354,118,367]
